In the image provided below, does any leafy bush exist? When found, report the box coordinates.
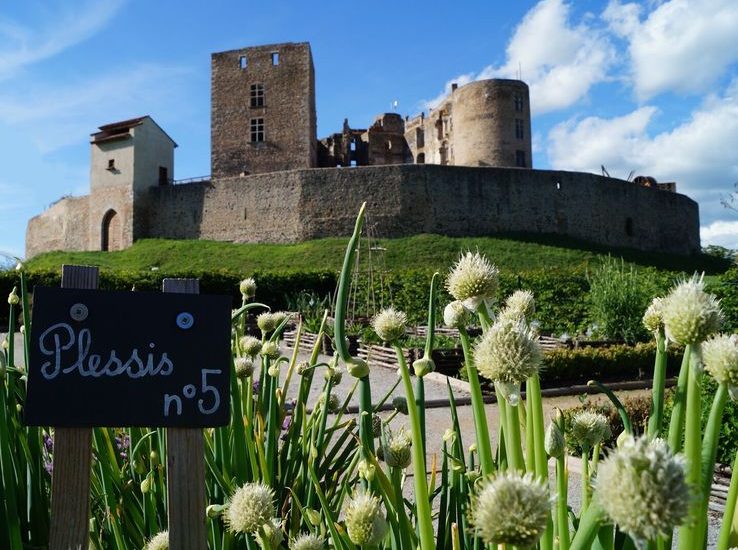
[587,258,667,343]
[710,266,738,332]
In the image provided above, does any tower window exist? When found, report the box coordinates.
[415,127,424,148]
[250,118,265,142]
[239,56,248,69]
[271,52,280,65]
[515,118,524,139]
[159,166,168,185]
[250,83,264,107]
[417,153,425,164]
[107,159,115,171]
[515,150,526,167]
[514,93,524,112]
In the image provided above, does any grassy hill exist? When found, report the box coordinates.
[25,233,730,275]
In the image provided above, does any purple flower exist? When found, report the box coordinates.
[282,416,293,431]
[44,460,53,475]
[252,379,261,393]
[43,433,53,453]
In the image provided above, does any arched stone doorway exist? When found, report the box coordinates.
[101,209,122,251]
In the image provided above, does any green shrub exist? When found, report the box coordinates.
[710,266,738,332]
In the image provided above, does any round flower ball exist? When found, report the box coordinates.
[703,333,738,398]
[595,436,690,542]
[446,251,499,310]
[239,277,256,299]
[224,482,275,535]
[290,532,324,550]
[661,275,722,345]
[144,530,169,550]
[372,307,407,343]
[570,411,610,451]
[343,492,388,546]
[474,318,542,387]
[469,471,550,547]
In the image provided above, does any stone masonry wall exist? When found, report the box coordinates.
[26,196,90,258]
[145,165,699,255]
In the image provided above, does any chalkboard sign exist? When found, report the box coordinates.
[25,287,232,427]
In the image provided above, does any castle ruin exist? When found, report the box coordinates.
[26,41,700,258]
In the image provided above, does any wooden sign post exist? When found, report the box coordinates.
[25,266,231,549]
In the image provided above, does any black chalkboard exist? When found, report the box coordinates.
[25,287,232,427]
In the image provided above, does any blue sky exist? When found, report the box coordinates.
[2,0,738,258]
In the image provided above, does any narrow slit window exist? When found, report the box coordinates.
[107,159,115,170]
[271,52,280,65]
[514,93,524,112]
[250,83,264,107]
[239,56,248,69]
[250,118,265,142]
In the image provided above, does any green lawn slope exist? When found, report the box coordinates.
[25,233,730,275]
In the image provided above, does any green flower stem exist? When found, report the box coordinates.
[528,374,553,550]
[390,466,414,550]
[667,349,691,453]
[647,330,668,440]
[20,271,31,370]
[7,295,15,369]
[458,327,494,475]
[334,202,365,363]
[695,382,728,546]
[503,394,525,472]
[678,345,702,550]
[525,397,535,472]
[581,448,591,512]
[717,448,738,550]
[570,502,606,550]
[393,345,435,550]
[556,454,570,550]
[415,376,427,459]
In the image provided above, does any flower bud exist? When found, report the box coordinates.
[257,312,278,334]
[570,411,610,451]
[261,341,280,360]
[443,300,471,329]
[149,450,160,467]
[140,477,151,494]
[234,357,254,379]
[545,420,565,458]
[642,297,664,334]
[206,503,225,518]
[358,459,376,482]
[325,367,342,385]
[412,356,435,377]
[8,287,19,306]
[372,307,407,343]
[239,277,256,299]
[296,361,311,375]
[346,357,369,378]
[392,396,408,415]
[382,427,412,469]
[371,414,382,438]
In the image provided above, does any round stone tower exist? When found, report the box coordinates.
[452,79,532,168]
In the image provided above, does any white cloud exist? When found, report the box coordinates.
[604,0,738,99]
[546,79,738,227]
[421,73,475,110]
[420,0,615,114]
[0,0,125,79]
[701,219,738,249]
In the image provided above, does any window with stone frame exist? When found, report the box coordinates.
[250,83,264,107]
[514,93,524,112]
[250,118,265,142]
[515,118,524,139]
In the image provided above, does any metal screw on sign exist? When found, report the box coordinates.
[69,303,88,322]
[176,312,194,329]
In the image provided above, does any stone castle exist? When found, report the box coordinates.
[26,42,700,258]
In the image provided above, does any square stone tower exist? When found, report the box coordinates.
[211,42,317,177]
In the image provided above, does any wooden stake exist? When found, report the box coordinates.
[49,265,98,550]
[163,278,206,549]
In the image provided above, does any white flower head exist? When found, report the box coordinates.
[261,341,281,360]
[570,411,611,451]
[234,357,254,379]
[474,318,542,400]
[257,312,279,334]
[224,482,275,534]
[703,333,738,399]
[498,290,535,323]
[240,335,262,357]
[444,300,472,329]
[642,297,664,334]
[595,436,690,543]
[446,251,499,310]
[144,530,169,550]
[661,275,723,345]
[469,472,550,547]
[372,307,407,343]
[290,532,324,550]
[382,426,412,469]
[343,492,388,546]
[239,277,256,299]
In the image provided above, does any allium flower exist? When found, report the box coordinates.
[570,411,611,451]
[372,307,407,342]
[260,341,281,360]
[318,392,340,413]
[392,396,408,415]
[255,518,283,549]
[545,420,565,458]
[382,426,412,468]
[498,290,535,322]
[703,333,738,399]
[595,436,690,542]
[234,357,254,379]
[290,532,324,550]
[469,472,550,547]
[240,336,262,357]
[239,277,256,299]
[642,297,664,334]
[443,300,471,328]
[474,318,542,402]
[257,312,279,334]
[224,482,275,534]
[144,530,169,550]
[271,311,290,328]
[412,356,435,377]
[446,251,499,310]
[7,287,19,306]
[661,275,723,345]
[343,492,388,546]
[324,367,342,385]
[371,414,382,438]
[346,357,369,378]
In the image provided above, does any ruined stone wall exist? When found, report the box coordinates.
[26,196,90,258]
[211,42,317,178]
[141,165,699,255]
